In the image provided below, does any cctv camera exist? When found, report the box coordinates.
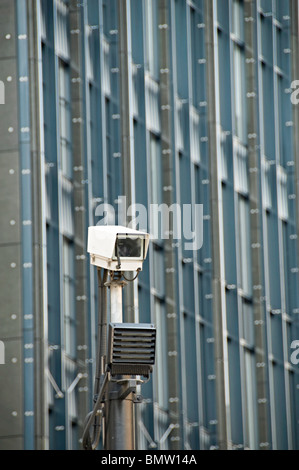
[87,225,150,271]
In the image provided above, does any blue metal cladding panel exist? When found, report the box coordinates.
[41,0,66,449]
[228,339,243,446]
[174,0,188,99]
[217,29,233,132]
[130,0,145,65]
[16,0,35,450]
[11,0,297,450]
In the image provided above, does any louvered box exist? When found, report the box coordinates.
[108,323,156,377]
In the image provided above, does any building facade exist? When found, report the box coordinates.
[0,0,299,450]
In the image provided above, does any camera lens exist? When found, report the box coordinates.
[117,237,142,258]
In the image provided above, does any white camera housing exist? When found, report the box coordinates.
[87,225,150,271]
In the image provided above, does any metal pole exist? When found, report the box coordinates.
[110,283,124,324]
[104,277,135,450]
[204,0,229,449]
[159,0,181,449]
[117,0,137,325]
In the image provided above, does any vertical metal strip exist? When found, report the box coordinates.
[272,0,292,449]
[244,0,270,449]
[80,1,97,410]
[159,0,181,450]
[118,0,138,324]
[186,2,203,449]
[52,0,66,449]
[256,0,276,448]
[290,4,299,289]
[98,0,109,204]
[28,0,49,449]
[290,0,299,448]
[16,0,35,450]
[205,0,231,450]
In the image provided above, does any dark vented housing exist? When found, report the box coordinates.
[108,323,156,377]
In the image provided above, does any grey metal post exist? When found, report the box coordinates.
[158,0,181,449]
[291,1,299,245]
[104,384,135,450]
[117,0,136,325]
[204,0,229,450]
[104,276,136,450]
[244,0,270,448]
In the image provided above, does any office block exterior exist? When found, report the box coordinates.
[0,0,299,450]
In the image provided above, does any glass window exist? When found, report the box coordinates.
[58,61,72,179]
[145,0,159,79]
[190,106,200,164]
[238,196,252,296]
[277,166,288,221]
[149,134,163,240]
[61,176,74,237]
[219,129,228,182]
[145,75,161,134]
[40,0,47,40]
[190,6,205,107]
[233,44,246,142]
[63,238,76,358]
[176,99,186,152]
[102,39,111,96]
[234,139,248,195]
[261,158,272,210]
[55,0,70,60]
[261,63,275,160]
[260,14,273,65]
[149,133,162,205]
[154,299,168,409]
[272,362,288,449]
[242,300,254,345]
[102,0,117,38]
[232,0,244,41]
[244,349,258,449]
[153,246,165,296]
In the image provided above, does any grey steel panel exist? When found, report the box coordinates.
[0,339,23,439]
[0,244,22,320]
[0,300,22,341]
[0,437,23,451]
[0,59,18,106]
[0,151,21,246]
[0,102,19,150]
[0,0,17,59]
[72,121,84,166]
[70,80,81,108]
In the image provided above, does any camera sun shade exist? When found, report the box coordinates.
[108,323,156,377]
[87,226,150,271]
